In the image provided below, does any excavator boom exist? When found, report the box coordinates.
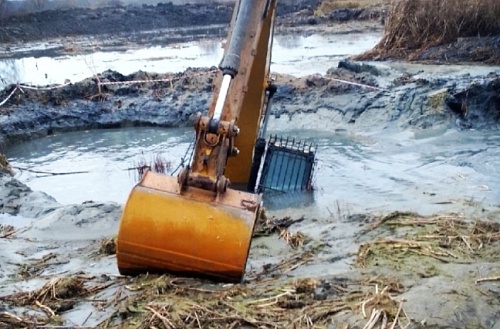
[117,0,277,282]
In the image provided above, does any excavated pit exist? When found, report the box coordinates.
[1,2,499,328]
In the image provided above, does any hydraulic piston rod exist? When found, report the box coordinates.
[212,74,232,121]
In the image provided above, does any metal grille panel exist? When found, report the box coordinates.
[259,135,316,192]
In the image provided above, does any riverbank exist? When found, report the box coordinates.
[0,1,385,59]
[1,62,499,149]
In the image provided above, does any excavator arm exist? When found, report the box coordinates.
[116,0,277,282]
[184,0,276,190]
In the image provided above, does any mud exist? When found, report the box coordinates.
[417,36,500,65]
[1,2,500,329]
[1,175,499,328]
[1,60,499,328]
[356,36,500,65]
[1,62,498,149]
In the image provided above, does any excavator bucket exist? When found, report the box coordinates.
[116,171,260,282]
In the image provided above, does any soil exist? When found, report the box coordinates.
[1,2,500,329]
[354,36,500,65]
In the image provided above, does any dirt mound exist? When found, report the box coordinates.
[0,68,215,148]
[1,66,499,151]
[418,36,500,64]
[445,73,500,129]
[0,68,214,107]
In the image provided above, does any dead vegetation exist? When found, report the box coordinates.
[0,275,115,328]
[3,211,496,328]
[248,246,323,281]
[254,212,304,236]
[0,311,50,329]
[0,244,410,329]
[101,272,408,329]
[358,284,410,329]
[0,224,15,238]
[317,0,388,11]
[254,213,310,248]
[356,0,500,61]
[133,154,171,181]
[0,153,13,175]
[1,276,113,307]
[16,252,63,280]
[100,237,117,255]
[357,212,500,269]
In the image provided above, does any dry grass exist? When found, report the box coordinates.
[358,284,410,329]
[0,275,115,327]
[0,153,13,175]
[358,0,500,59]
[2,276,113,307]
[100,273,408,329]
[316,0,388,14]
[357,213,500,268]
[0,224,15,238]
[133,154,171,181]
[99,237,117,255]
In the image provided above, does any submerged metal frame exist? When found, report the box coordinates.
[258,135,316,193]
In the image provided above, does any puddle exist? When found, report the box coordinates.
[6,127,194,205]
[7,127,499,217]
[0,32,381,88]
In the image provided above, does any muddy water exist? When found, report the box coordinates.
[7,126,499,217]
[0,32,380,87]
[3,124,500,327]
[6,127,194,205]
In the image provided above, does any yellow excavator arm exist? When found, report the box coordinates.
[185,0,276,189]
[116,0,277,282]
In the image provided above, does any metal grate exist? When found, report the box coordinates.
[258,135,316,192]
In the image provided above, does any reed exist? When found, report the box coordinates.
[358,0,500,59]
